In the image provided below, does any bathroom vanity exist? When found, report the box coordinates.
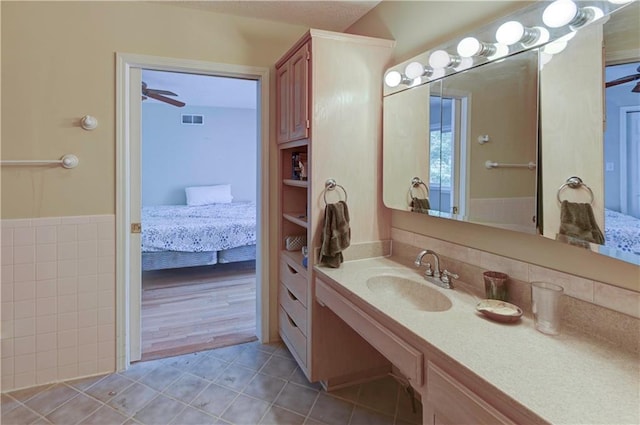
[314,256,640,424]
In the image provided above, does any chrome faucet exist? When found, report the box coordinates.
[414,250,441,278]
[414,249,459,289]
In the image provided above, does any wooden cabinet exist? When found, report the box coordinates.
[425,363,516,425]
[275,30,394,385]
[276,42,309,144]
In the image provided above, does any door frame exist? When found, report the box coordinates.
[115,53,270,370]
[619,105,640,215]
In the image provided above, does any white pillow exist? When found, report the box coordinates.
[185,185,233,206]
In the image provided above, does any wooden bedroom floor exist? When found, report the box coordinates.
[140,261,257,361]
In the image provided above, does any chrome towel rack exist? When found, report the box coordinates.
[557,176,594,204]
[485,160,536,170]
[1,154,79,169]
[408,177,429,198]
[323,179,348,205]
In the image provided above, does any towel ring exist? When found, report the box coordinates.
[324,179,348,205]
[408,177,429,199]
[557,176,594,204]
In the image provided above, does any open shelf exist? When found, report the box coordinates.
[283,212,308,228]
[283,179,309,188]
[281,249,305,268]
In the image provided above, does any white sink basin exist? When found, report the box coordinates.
[366,275,452,312]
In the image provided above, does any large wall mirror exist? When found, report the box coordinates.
[382,0,640,266]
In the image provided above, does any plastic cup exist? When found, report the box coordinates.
[483,271,509,301]
[531,281,564,335]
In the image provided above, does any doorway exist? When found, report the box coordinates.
[116,54,270,370]
[139,69,259,360]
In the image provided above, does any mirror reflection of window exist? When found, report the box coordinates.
[604,61,640,256]
[429,95,467,216]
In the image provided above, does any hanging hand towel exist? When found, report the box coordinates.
[320,200,351,268]
[410,197,431,214]
[558,200,604,245]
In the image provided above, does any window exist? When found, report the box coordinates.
[181,114,204,125]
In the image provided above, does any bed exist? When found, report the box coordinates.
[141,201,257,271]
[604,208,640,255]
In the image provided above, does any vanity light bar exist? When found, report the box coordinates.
[383,0,631,90]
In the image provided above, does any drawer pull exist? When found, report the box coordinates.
[287,289,298,301]
[286,264,299,275]
[286,312,298,328]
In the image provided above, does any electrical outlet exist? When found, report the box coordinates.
[606,162,614,172]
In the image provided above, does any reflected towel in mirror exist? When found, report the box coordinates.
[558,200,604,245]
[410,197,431,215]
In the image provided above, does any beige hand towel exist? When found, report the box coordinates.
[320,201,351,268]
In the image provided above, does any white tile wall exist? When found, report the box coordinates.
[1,215,115,391]
[391,227,640,319]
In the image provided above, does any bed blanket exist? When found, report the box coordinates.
[142,202,256,253]
[605,208,640,255]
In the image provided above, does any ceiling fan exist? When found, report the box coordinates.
[605,65,640,93]
[141,81,186,107]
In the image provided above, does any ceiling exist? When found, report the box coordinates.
[164,0,381,33]
[142,70,258,109]
[143,1,381,109]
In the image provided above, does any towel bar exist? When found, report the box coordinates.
[557,176,594,204]
[408,177,429,199]
[1,154,79,169]
[324,179,348,205]
[485,160,536,170]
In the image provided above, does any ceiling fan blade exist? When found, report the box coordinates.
[605,74,640,88]
[145,91,186,107]
[141,95,148,101]
[146,89,179,96]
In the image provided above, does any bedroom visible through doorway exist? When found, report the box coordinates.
[139,69,259,361]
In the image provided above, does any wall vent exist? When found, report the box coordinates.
[181,114,204,125]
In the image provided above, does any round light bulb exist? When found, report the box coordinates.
[543,0,578,28]
[457,37,481,58]
[543,40,568,55]
[429,50,452,69]
[405,62,426,79]
[496,21,525,45]
[384,70,402,88]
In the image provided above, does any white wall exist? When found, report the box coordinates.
[142,104,258,205]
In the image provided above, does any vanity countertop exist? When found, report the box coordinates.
[315,256,640,425]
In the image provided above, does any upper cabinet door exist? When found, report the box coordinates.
[289,42,310,142]
[276,65,290,144]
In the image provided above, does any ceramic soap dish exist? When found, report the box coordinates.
[476,299,523,323]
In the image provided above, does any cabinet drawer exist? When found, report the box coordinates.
[315,278,423,386]
[428,363,516,425]
[279,283,308,336]
[279,306,307,366]
[280,256,308,307]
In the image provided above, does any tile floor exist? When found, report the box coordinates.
[1,341,422,425]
